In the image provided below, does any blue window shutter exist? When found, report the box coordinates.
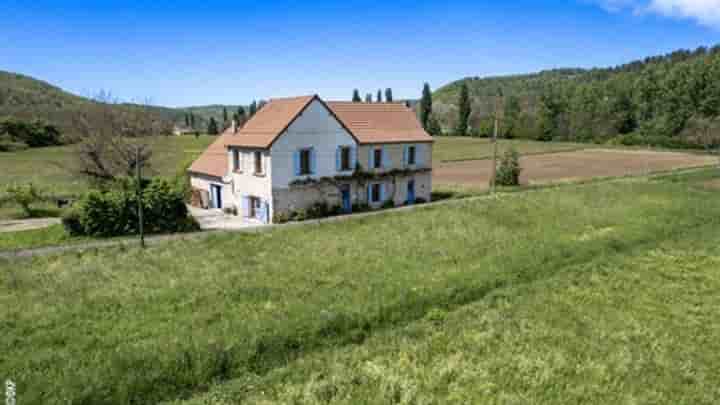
[336,146,341,171]
[310,148,317,174]
[416,144,423,166]
[380,183,386,201]
[350,146,357,170]
[382,146,391,168]
[264,202,270,224]
[293,151,300,176]
[256,199,263,221]
[368,147,374,169]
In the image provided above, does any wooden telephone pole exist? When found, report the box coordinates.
[490,90,502,194]
[136,146,145,249]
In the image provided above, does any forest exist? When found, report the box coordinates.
[432,45,720,148]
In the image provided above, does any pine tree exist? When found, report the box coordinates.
[236,106,247,127]
[223,107,228,124]
[454,82,471,136]
[419,83,433,130]
[249,101,258,117]
[385,88,393,102]
[352,89,362,103]
[365,93,373,103]
[376,89,382,103]
[207,117,219,135]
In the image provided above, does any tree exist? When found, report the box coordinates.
[222,107,228,126]
[352,89,362,103]
[454,82,471,136]
[207,117,219,135]
[426,114,442,136]
[184,113,190,127]
[376,89,382,103]
[0,183,47,217]
[249,101,258,117]
[236,106,247,127]
[385,88,393,103]
[537,92,561,141]
[419,83,433,130]
[189,113,196,129]
[365,93,373,103]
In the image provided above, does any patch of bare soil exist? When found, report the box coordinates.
[433,149,716,189]
[0,218,61,233]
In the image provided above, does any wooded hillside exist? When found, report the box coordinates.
[433,45,720,148]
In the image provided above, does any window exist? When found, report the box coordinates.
[299,149,312,175]
[254,151,263,175]
[341,147,352,171]
[371,183,382,203]
[248,196,260,217]
[407,146,416,165]
[373,148,383,169]
[232,149,240,172]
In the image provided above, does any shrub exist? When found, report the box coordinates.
[382,200,395,209]
[70,177,197,237]
[0,183,47,217]
[61,207,84,236]
[495,148,522,186]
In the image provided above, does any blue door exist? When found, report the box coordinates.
[210,184,222,209]
[407,180,416,204]
[341,185,352,213]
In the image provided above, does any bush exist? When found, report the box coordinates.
[69,177,197,237]
[61,207,84,236]
[496,148,522,186]
[0,183,47,217]
[382,200,395,209]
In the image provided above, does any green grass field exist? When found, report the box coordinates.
[2,169,719,404]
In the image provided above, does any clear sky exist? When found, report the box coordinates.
[2,0,719,107]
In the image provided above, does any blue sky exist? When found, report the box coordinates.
[2,0,718,107]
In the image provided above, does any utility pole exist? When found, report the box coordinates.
[490,92,501,194]
[136,146,145,249]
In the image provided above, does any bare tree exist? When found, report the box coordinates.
[70,91,170,185]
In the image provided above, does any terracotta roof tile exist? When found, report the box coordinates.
[187,133,230,178]
[224,95,316,148]
[326,102,433,144]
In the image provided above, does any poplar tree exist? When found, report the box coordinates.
[222,107,228,124]
[454,82,471,136]
[376,89,382,103]
[385,88,393,102]
[249,101,258,117]
[419,83,433,130]
[365,93,373,103]
[207,117,219,135]
[352,89,362,102]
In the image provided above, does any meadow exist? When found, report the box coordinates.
[1,169,719,404]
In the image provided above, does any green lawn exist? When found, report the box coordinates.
[2,170,719,404]
[0,224,87,251]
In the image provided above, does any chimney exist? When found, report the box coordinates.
[231,119,237,134]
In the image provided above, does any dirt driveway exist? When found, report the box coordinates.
[0,217,61,233]
[434,149,717,189]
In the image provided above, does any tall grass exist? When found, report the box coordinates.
[1,173,719,404]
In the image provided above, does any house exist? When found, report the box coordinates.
[187,95,433,224]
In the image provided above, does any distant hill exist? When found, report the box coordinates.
[431,44,720,147]
[0,70,180,140]
[0,71,251,139]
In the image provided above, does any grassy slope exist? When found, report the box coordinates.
[1,171,719,404]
